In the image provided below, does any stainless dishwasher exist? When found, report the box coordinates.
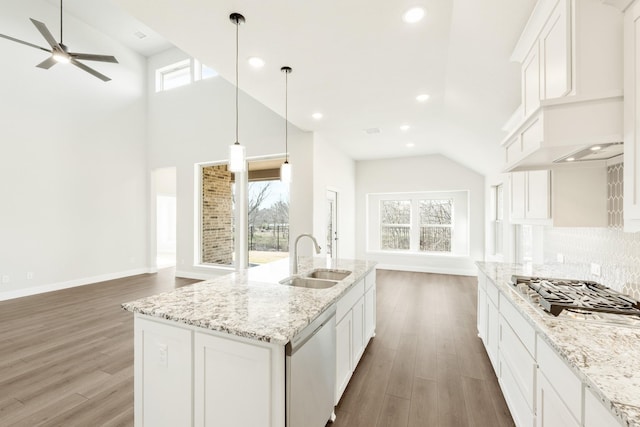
[286,305,336,427]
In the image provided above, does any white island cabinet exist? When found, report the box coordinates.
[123,257,377,427]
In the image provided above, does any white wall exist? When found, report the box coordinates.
[147,48,314,279]
[356,154,485,275]
[312,135,356,259]
[0,0,148,299]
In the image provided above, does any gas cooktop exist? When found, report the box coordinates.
[510,275,640,326]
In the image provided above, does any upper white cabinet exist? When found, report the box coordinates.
[624,1,640,231]
[539,0,571,100]
[502,0,623,171]
[509,167,608,227]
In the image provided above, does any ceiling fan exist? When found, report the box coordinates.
[0,0,118,82]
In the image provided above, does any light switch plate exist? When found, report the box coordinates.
[1,275,9,284]
[590,263,601,277]
[557,253,564,263]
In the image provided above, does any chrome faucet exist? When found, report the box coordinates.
[292,234,322,275]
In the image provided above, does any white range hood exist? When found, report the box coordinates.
[501,93,623,171]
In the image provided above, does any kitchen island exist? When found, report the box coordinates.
[122,257,376,427]
[477,262,640,427]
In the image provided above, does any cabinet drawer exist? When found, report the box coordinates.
[584,387,621,427]
[337,280,365,322]
[536,337,582,422]
[499,317,536,410]
[486,278,500,307]
[499,296,535,356]
[499,355,536,427]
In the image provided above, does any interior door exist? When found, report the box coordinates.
[326,190,338,258]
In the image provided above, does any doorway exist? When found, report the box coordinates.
[154,167,177,268]
[326,190,338,258]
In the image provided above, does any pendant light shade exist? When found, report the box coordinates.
[228,13,246,172]
[280,66,292,183]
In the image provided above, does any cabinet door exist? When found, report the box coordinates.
[536,371,580,427]
[335,313,352,404]
[526,170,550,219]
[584,387,621,427]
[486,299,500,373]
[365,286,376,342]
[352,296,365,367]
[540,0,571,99]
[624,2,640,230]
[194,332,274,427]
[477,287,487,343]
[510,172,527,220]
[523,44,541,117]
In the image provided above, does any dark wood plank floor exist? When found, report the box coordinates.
[0,268,198,426]
[330,270,514,427]
[0,268,513,426]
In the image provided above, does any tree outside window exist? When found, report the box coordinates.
[380,200,411,250]
[419,199,452,252]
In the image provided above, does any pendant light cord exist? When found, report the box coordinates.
[60,0,63,43]
[235,18,239,145]
[285,70,288,162]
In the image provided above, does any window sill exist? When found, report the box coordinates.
[366,250,470,258]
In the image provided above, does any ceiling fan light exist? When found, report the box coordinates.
[52,51,69,64]
[228,143,246,172]
[280,161,292,184]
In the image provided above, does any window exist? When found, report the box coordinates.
[419,199,452,252]
[156,59,191,92]
[492,184,504,256]
[368,191,469,255]
[156,58,219,93]
[380,200,410,250]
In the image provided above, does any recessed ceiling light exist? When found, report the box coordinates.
[403,7,425,23]
[312,112,323,120]
[248,57,265,68]
[566,157,575,162]
[590,145,602,151]
[416,94,430,102]
[406,142,415,148]
[400,124,410,131]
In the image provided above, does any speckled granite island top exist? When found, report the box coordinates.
[122,257,376,345]
[477,262,640,427]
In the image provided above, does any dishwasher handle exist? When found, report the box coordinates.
[286,305,336,356]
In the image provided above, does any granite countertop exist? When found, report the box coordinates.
[122,257,376,345]
[477,262,640,427]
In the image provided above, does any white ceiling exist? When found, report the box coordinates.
[24,0,537,175]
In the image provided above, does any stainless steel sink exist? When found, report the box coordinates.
[305,269,352,281]
[279,277,338,289]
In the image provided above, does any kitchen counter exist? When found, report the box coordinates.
[477,262,640,427]
[122,257,376,345]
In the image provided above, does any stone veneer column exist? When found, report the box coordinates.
[202,165,233,265]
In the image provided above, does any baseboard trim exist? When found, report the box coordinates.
[0,268,152,302]
[375,263,478,277]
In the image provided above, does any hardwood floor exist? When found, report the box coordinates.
[330,270,514,427]
[0,268,198,426]
[0,268,513,426]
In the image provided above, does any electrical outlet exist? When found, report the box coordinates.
[1,275,9,284]
[158,344,168,366]
[27,272,34,280]
[590,263,601,277]
[557,253,564,263]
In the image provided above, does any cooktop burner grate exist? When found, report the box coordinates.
[511,275,640,317]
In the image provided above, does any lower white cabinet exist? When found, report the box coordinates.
[335,270,377,405]
[584,387,621,427]
[536,370,580,427]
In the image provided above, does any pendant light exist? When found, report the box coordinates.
[280,66,292,183]
[228,13,246,172]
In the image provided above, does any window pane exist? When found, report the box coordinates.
[381,200,410,224]
[420,226,451,252]
[420,200,452,225]
[248,180,290,265]
[381,225,410,250]
[162,66,191,90]
[202,64,219,79]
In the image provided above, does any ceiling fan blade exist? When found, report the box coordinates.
[0,33,50,52]
[36,56,57,69]
[30,18,60,50]
[69,53,118,63]
[70,58,111,82]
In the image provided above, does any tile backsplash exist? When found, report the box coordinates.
[543,227,640,300]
